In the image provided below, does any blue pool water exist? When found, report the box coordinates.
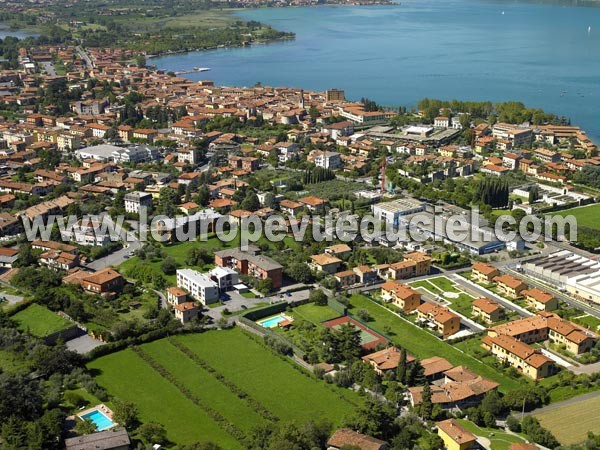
[258,314,287,328]
[80,410,115,431]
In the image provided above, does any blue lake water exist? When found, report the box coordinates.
[153,0,600,142]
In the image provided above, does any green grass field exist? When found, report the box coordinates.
[12,304,72,337]
[457,419,528,450]
[348,294,523,392]
[289,303,341,325]
[535,395,600,445]
[408,277,476,317]
[547,203,600,231]
[88,328,362,447]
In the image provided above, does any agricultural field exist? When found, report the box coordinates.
[88,328,362,447]
[535,395,600,445]
[348,294,523,392]
[546,203,600,231]
[456,419,529,450]
[12,304,72,337]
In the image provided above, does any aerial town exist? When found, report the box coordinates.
[1,37,600,450]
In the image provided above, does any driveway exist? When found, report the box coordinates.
[65,329,104,354]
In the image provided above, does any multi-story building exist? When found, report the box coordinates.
[381,280,422,312]
[482,334,554,380]
[176,268,219,305]
[522,288,559,311]
[437,419,477,450]
[471,262,500,284]
[416,303,460,339]
[493,274,528,298]
[214,246,283,289]
[312,150,342,169]
[80,268,125,295]
[124,191,153,214]
[471,297,504,324]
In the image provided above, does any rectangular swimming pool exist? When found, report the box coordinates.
[257,314,289,328]
[80,409,115,431]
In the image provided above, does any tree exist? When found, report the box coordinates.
[263,192,277,209]
[309,289,328,306]
[528,186,539,204]
[138,422,167,445]
[14,243,38,267]
[419,383,433,420]
[241,191,260,211]
[161,256,178,275]
[136,55,146,68]
[286,262,312,283]
[335,323,362,362]
[396,348,408,384]
[112,400,138,428]
[345,399,397,440]
[196,184,210,207]
[75,418,97,435]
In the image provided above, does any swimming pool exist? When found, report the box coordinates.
[257,314,290,328]
[79,409,115,431]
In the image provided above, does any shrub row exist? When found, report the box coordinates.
[131,345,248,446]
[167,338,279,423]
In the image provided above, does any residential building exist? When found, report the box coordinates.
[80,268,125,295]
[437,419,477,450]
[493,274,527,298]
[471,262,500,284]
[166,286,187,305]
[325,88,346,102]
[124,191,153,214]
[174,302,199,324]
[40,250,80,271]
[362,346,415,376]
[112,145,159,163]
[335,270,357,288]
[409,367,498,409]
[279,199,304,217]
[64,428,130,450]
[381,280,422,312]
[310,253,343,274]
[482,334,554,380]
[471,297,504,324]
[420,356,454,381]
[214,246,283,289]
[312,150,342,169]
[416,303,460,338]
[0,247,18,267]
[298,196,328,213]
[546,315,598,354]
[176,268,219,305]
[327,429,388,450]
[209,266,239,291]
[522,288,559,311]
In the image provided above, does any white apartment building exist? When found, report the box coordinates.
[124,191,153,214]
[176,269,220,305]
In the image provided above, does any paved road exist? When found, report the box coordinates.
[75,45,94,69]
[86,216,142,270]
[450,274,533,318]
[0,292,24,306]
